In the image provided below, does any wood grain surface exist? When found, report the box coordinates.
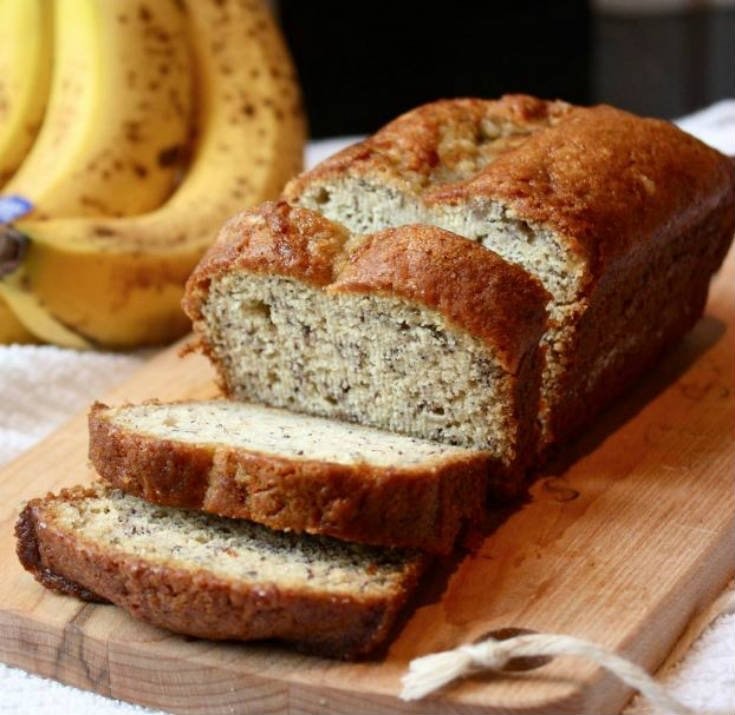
[0,246,733,715]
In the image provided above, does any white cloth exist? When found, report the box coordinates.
[1,107,734,714]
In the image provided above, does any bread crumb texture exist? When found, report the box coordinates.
[201,274,517,462]
[107,400,480,468]
[50,487,416,597]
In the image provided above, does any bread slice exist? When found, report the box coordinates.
[89,399,491,553]
[15,484,426,660]
[184,203,550,485]
[284,95,735,449]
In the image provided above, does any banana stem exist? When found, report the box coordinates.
[0,226,29,278]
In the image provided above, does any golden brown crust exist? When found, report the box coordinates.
[541,201,735,448]
[285,95,735,284]
[183,201,349,324]
[15,493,109,604]
[331,225,549,374]
[428,105,735,279]
[283,95,572,199]
[88,402,490,554]
[15,486,427,660]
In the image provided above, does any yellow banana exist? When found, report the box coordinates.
[0,293,38,345]
[0,262,88,349]
[1,0,193,219]
[0,0,52,188]
[0,0,305,349]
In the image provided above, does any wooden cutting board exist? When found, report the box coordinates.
[1,246,733,715]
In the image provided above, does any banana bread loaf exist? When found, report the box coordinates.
[16,484,426,659]
[184,202,550,482]
[89,399,492,553]
[284,95,735,448]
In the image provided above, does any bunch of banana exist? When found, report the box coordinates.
[0,0,305,348]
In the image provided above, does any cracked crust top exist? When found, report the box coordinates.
[184,201,350,296]
[284,95,735,281]
[284,95,573,198]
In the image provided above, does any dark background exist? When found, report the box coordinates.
[275,0,734,137]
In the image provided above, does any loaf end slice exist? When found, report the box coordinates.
[89,400,491,554]
[15,485,427,660]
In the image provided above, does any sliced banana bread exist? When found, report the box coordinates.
[16,484,426,659]
[184,202,550,484]
[284,95,735,448]
[89,400,492,553]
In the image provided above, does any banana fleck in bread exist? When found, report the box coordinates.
[89,399,492,553]
[183,203,550,483]
[282,95,735,448]
[16,485,426,659]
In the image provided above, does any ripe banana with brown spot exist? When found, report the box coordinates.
[0,0,52,189]
[0,0,305,349]
[1,0,193,219]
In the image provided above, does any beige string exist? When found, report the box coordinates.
[401,624,734,714]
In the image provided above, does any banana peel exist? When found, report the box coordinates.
[0,293,38,345]
[0,266,91,350]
